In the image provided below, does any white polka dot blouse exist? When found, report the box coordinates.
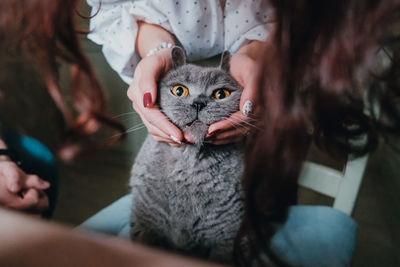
[86,0,273,84]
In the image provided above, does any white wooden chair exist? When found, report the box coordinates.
[298,154,369,215]
[298,88,377,216]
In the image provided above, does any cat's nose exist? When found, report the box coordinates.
[192,101,206,111]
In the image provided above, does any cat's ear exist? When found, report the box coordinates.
[171,46,186,69]
[219,51,231,72]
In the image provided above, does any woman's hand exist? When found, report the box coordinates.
[0,160,49,214]
[127,49,183,146]
[206,41,264,145]
[127,22,183,146]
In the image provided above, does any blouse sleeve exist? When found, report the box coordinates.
[229,23,272,54]
[226,1,274,54]
[86,0,171,84]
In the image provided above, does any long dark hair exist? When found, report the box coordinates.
[0,0,125,160]
[236,0,400,265]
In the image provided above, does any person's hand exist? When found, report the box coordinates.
[127,49,184,147]
[0,160,50,214]
[206,42,264,145]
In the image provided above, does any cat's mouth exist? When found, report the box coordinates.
[183,119,209,146]
[186,119,201,127]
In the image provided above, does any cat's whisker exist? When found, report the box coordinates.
[237,121,262,132]
[235,118,262,131]
[118,117,142,124]
[125,124,147,134]
[220,114,260,128]
[112,111,139,118]
[109,132,126,139]
[224,111,259,123]
[223,117,262,131]
[226,119,249,131]
[126,122,145,132]
[108,123,147,139]
[219,117,242,130]
[242,116,259,122]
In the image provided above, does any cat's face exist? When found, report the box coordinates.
[159,48,243,145]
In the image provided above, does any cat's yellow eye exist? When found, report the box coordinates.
[213,89,230,100]
[171,85,189,98]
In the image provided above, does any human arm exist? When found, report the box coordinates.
[0,208,225,267]
[126,22,183,146]
[206,40,265,145]
[85,2,182,144]
[0,139,49,213]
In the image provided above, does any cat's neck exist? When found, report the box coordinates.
[173,142,240,160]
[148,136,241,162]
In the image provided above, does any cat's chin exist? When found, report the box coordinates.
[183,120,209,147]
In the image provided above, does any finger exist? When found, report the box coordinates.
[146,122,182,146]
[22,175,50,190]
[141,107,183,144]
[35,191,50,213]
[132,101,183,145]
[129,56,166,108]
[141,115,170,139]
[183,132,194,144]
[208,111,255,136]
[210,136,243,145]
[126,65,155,108]
[137,61,163,108]
[127,58,183,145]
[6,171,21,193]
[17,189,49,213]
[207,118,234,136]
[169,143,181,148]
[14,188,40,211]
[239,82,257,118]
[230,58,258,118]
[211,127,249,141]
[130,95,183,145]
[139,109,183,146]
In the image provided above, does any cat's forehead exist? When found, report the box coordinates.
[163,64,239,89]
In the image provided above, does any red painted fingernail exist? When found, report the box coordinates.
[143,93,152,108]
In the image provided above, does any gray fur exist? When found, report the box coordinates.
[219,51,231,72]
[130,48,244,263]
[171,46,186,69]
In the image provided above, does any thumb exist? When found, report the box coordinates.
[230,55,257,118]
[7,176,21,193]
[239,79,257,118]
[138,57,169,108]
[22,175,50,191]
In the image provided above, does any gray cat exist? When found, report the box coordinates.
[129,47,244,263]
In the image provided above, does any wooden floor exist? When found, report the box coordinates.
[1,32,398,266]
